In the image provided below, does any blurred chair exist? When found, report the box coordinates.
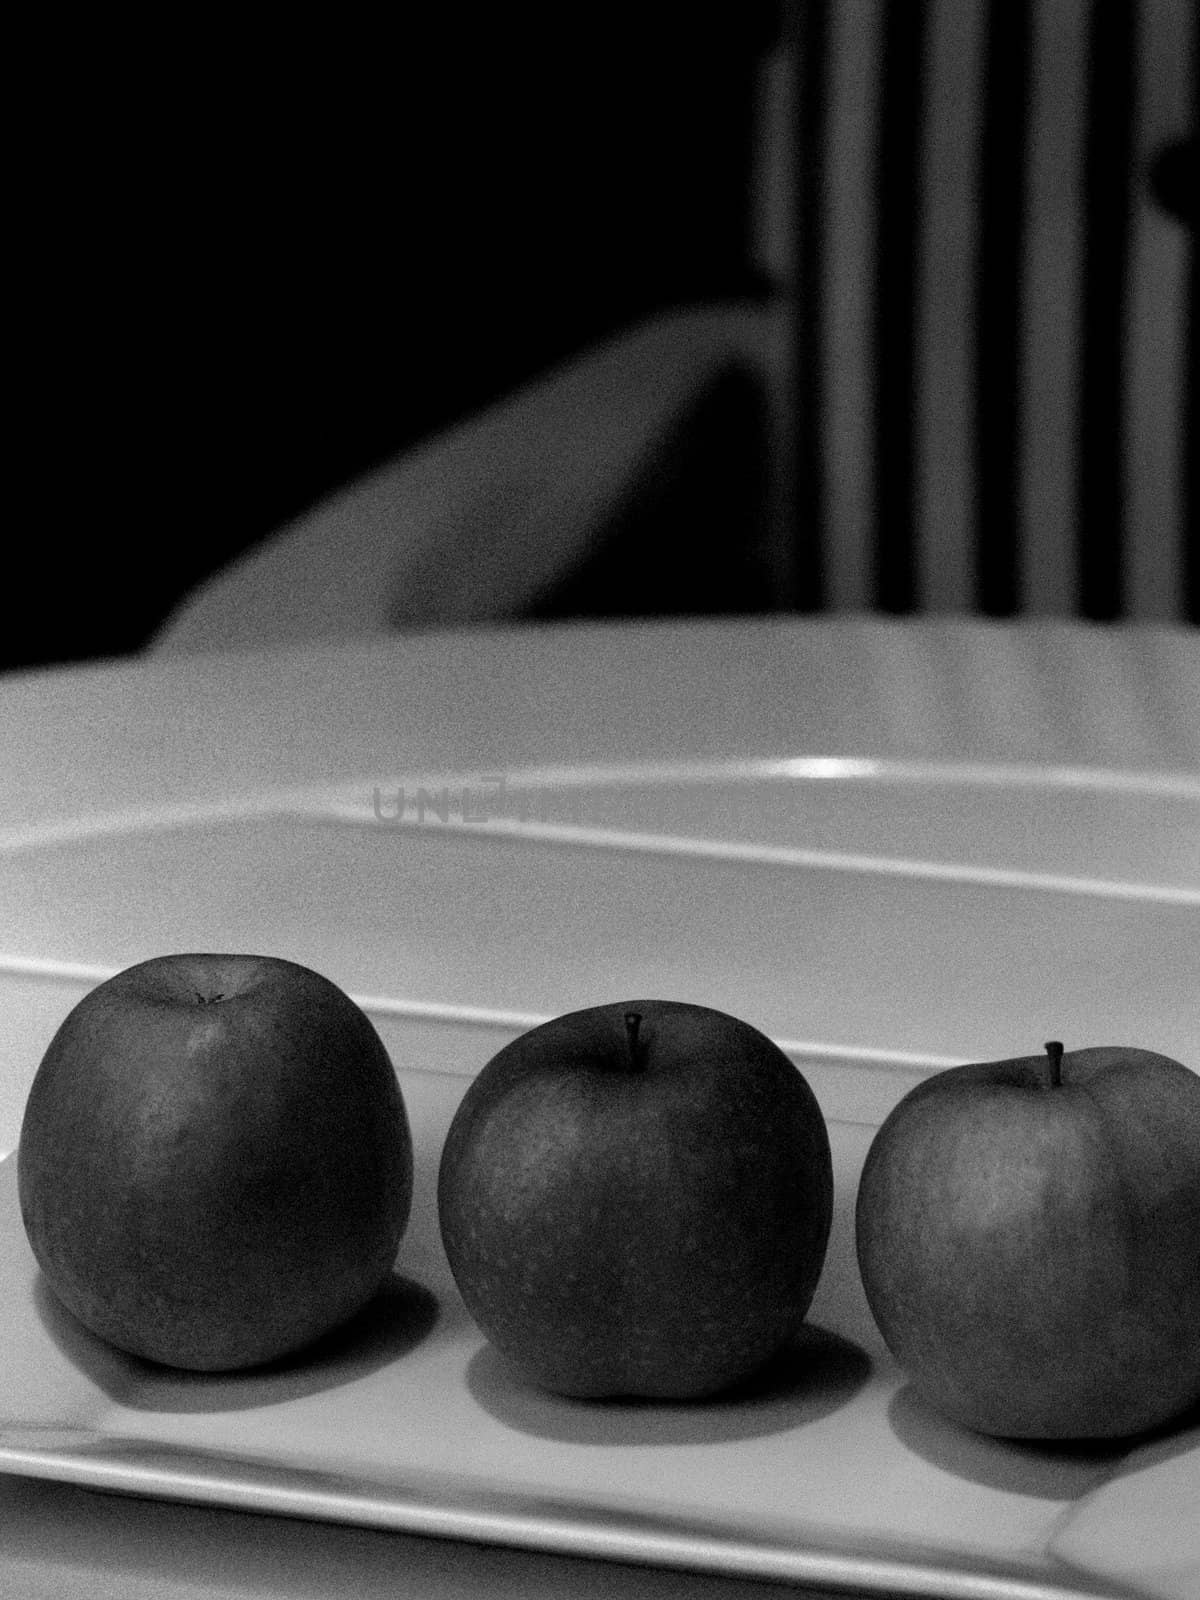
[773,0,1195,621]
[152,0,1196,655]
[150,306,783,652]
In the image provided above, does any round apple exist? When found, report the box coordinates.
[855,1041,1200,1439]
[18,953,413,1370]
[437,999,833,1399]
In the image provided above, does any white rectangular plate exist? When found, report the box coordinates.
[2,758,1198,1597]
[0,1080,1178,1600]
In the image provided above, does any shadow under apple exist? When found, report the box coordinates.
[884,1383,1179,1500]
[32,1269,440,1413]
[465,1322,871,1447]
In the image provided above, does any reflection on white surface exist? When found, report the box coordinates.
[326,806,1200,905]
[2,805,1196,1124]
[350,753,1200,795]
[4,753,1199,854]
[323,755,1200,905]
[0,951,965,1074]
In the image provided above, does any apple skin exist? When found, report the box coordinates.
[18,953,413,1371]
[855,1044,1200,1439]
[437,999,833,1399]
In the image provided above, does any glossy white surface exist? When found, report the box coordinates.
[1049,1422,1200,1600]
[0,1105,1129,1600]
[1,615,1197,1599]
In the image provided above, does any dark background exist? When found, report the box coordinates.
[8,12,780,675]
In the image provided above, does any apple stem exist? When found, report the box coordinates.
[624,1011,644,1070]
[1044,1040,1064,1088]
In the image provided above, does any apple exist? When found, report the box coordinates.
[18,953,412,1370]
[855,1041,1200,1439]
[437,999,833,1399]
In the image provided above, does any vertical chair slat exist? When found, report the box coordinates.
[1020,0,1090,616]
[823,0,887,610]
[1125,0,1194,620]
[916,0,988,613]
[781,0,1193,620]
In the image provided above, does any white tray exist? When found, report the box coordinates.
[2,757,1198,1598]
[0,1074,1186,1600]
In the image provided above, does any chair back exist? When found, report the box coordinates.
[756,0,1196,619]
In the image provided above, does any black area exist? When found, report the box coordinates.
[974,0,1032,616]
[873,0,927,612]
[1078,0,1137,621]
[1190,243,1199,624]
[528,365,775,622]
[1185,151,1199,625]
[1148,136,1198,229]
[7,12,778,674]
[788,0,830,611]
[1144,134,1195,623]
